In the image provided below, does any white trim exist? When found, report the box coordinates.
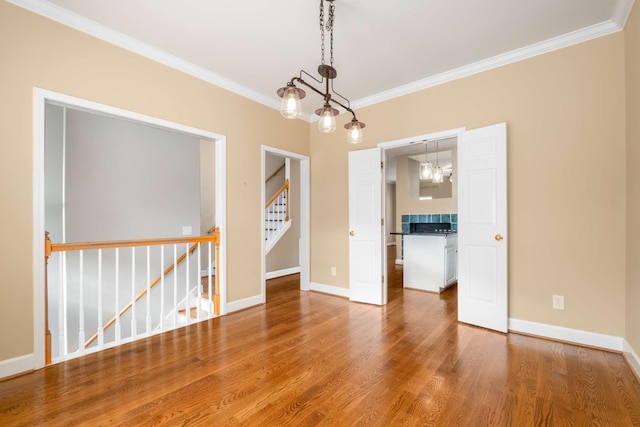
[612,0,636,29]
[509,318,624,352]
[8,0,279,112]
[0,354,35,379]
[309,282,350,298]
[623,339,640,380]
[378,128,466,150]
[33,88,228,365]
[266,266,302,280]
[226,294,263,314]
[8,0,632,116]
[395,259,404,265]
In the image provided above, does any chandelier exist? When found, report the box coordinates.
[276,0,366,144]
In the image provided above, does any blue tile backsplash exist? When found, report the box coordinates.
[397,213,458,260]
[402,213,457,231]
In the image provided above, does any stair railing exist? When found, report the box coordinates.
[44,228,220,364]
[265,180,290,242]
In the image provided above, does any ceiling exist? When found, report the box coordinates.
[12,0,633,118]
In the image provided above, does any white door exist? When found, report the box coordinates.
[457,123,508,332]
[348,148,385,305]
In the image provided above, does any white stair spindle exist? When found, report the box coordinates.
[57,254,64,360]
[62,251,68,358]
[208,242,213,310]
[78,250,85,355]
[159,245,165,333]
[185,243,190,325]
[173,245,178,329]
[146,246,151,335]
[115,248,121,344]
[197,242,201,321]
[97,249,103,348]
[131,248,137,338]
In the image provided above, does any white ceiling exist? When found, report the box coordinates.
[12,0,634,118]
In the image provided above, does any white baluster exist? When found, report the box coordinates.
[131,247,136,338]
[146,246,151,335]
[62,251,68,358]
[57,254,64,360]
[78,250,85,355]
[115,248,121,344]
[97,249,103,348]
[173,245,178,329]
[197,242,201,321]
[208,242,213,310]
[159,245,165,333]
[185,243,190,325]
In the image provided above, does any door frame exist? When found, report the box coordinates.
[32,88,228,369]
[261,146,310,300]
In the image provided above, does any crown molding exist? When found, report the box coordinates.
[612,0,636,28]
[7,0,281,112]
[352,19,622,109]
[9,0,633,117]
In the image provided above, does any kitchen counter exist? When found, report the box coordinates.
[399,233,458,293]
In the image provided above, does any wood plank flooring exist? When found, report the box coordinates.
[1,247,640,425]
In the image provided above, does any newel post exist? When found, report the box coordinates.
[44,231,52,365]
[214,227,221,316]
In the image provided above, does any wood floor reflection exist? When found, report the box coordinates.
[1,246,639,425]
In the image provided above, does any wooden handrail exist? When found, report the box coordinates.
[265,180,289,209]
[81,228,221,348]
[265,163,285,184]
[51,234,219,253]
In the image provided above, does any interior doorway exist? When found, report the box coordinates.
[32,88,227,368]
[261,146,310,302]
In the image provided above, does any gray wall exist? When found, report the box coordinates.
[65,109,200,241]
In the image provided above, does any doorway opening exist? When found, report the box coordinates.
[261,146,310,302]
[33,88,227,367]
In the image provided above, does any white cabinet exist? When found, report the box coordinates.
[404,234,457,293]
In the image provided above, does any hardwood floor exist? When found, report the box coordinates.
[2,246,640,425]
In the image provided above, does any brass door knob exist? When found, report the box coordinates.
[349,230,355,236]
[495,234,504,241]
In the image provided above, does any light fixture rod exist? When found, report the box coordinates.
[288,76,360,122]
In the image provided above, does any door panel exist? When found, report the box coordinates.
[348,148,384,305]
[458,123,507,332]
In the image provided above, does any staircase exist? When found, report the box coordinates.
[265,158,293,254]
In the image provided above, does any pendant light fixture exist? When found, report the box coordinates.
[419,142,433,180]
[432,140,444,184]
[276,0,366,144]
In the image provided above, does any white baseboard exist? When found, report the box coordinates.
[395,259,404,265]
[265,266,301,280]
[226,294,263,313]
[200,268,215,277]
[623,339,640,380]
[387,242,397,247]
[509,318,624,351]
[0,353,35,380]
[309,282,350,298]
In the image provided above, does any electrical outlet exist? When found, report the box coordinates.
[331,266,337,276]
[552,295,565,310]
[182,226,192,236]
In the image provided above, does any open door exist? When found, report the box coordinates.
[348,148,385,305]
[457,123,508,332]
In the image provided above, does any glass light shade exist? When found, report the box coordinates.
[420,161,433,180]
[280,87,303,119]
[346,124,364,144]
[449,173,454,183]
[318,109,337,133]
[432,166,444,184]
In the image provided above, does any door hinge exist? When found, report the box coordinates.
[382,275,385,283]
[380,161,384,169]
[381,218,384,226]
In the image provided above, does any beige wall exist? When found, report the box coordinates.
[0,2,309,362]
[626,3,640,352]
[311,33,627,336]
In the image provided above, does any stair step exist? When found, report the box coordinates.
[178,307,210,319]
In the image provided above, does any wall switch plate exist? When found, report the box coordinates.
[182,226,192,236]
[331,266,337,276]
[552,295,565,310]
